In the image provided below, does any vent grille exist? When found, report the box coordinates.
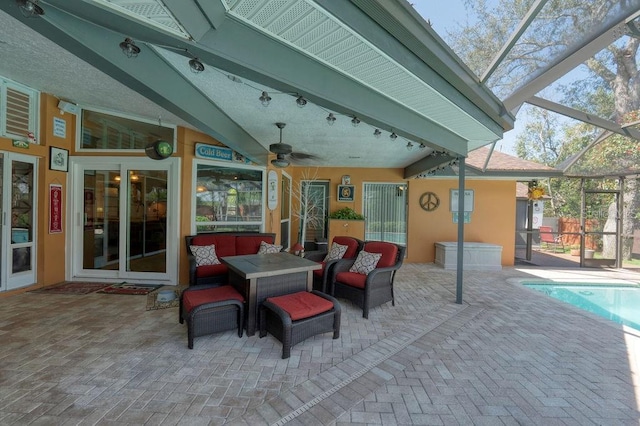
[6,87,31,138]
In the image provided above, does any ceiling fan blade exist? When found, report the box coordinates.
[290,151,319,160]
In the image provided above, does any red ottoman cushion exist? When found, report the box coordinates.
[183,285,244,313]
[267,291,334,321]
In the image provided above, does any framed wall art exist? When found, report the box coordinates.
[49,146,69,172]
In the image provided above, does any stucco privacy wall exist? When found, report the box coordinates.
[288,168,516,266]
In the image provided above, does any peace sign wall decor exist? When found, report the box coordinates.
[419,192,440,212]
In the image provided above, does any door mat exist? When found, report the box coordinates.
[30,282,112,295]
[146,285,187,311]
[97,283,163,295]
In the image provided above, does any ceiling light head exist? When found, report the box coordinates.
[259,91,272,107]
[227,74,243,83]
[373,129,382,138]
[189,57,204,73]
[17,0,44,17]
[419,143,426,149]
[389,132,398,141]
[296,96,307,108]
[326,113,336,126]
[406,142,413,151]
[271,155,290,168]
[119,37,140,58]
[351,116,361,127]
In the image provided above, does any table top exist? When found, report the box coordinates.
[221,252,322,279]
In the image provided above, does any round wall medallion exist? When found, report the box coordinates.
[419,192,440,211]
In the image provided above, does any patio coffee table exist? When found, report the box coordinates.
[221,252,322,336]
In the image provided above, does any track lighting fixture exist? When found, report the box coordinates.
[119,37,140,58]
[373,129,382,138]
[389,132,398,140]
[296,96,307,108]
[17,0,44,17]
[419,143,426,149]
[326,113,336,126]
[406,142,413,151]
[351,116,361,127]
[259,91,272,107]
[189,57,204,73]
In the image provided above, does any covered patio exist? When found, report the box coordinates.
[2,264,640,424]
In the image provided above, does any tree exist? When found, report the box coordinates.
[444,0,640,259]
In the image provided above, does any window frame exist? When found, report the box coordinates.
[191,159,266,234]
[76,106,177,153]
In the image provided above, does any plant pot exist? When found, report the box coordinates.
[584,249,595,259]
[570,249,580,256]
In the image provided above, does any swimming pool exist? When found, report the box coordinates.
[524,282,640,331]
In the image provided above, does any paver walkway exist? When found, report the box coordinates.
[2,264,640,425]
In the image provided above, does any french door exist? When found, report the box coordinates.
[1,153,38,291]
[69,157,179,284]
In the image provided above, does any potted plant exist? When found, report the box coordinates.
[329,207,365,220]
[328,207,365,240]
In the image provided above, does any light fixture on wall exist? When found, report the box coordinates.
[326,113,336,126]
[189,57,205,73]
[119,37,140,58]
[295,96,307,108]
[17,0,44,17]
[259,91,272,107]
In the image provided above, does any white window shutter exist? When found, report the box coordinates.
[5,83,37,141]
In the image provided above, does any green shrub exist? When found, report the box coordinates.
[329,207,365,220]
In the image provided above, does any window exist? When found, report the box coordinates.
[363,183,407,245]
[80,109,175,151]
[1,78,39,142]
[194,162,264,232]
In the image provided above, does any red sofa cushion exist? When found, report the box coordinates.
[336,271,367,289]
[191,235,237,257]
[236,235,275,255]
[333,236,360,258]
[362,242,398,268]
[195,263,228,278]
[266,291,334,321]
[183,285,245,313]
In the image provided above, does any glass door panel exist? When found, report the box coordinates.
[127,170,167,273]
[82,170,120,270]
[7,155,37,290]
[280,173,291,250]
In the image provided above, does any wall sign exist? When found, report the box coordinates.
[53,117,66,138]
[337,184,355,202]
[49,184,63,234]
[450,189,474,212]
[267,170,278,210]
[195,143,233,161]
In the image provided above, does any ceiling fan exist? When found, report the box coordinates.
[269,122,318,168]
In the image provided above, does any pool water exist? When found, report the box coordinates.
[524,282,640,331]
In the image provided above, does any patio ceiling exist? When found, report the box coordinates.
[0,0,513,178]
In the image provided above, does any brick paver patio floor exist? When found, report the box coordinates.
[2,264,640,425]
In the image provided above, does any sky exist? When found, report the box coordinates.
[410,0,521,155]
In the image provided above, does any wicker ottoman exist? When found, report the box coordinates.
[179,285,245,349]
[259,290,341,359]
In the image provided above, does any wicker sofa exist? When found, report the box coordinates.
[185,232,276,286]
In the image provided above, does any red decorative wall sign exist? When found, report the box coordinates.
[49,184,63,234]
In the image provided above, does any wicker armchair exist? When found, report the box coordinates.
[330,241,406,318]
[305,236,363,293]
